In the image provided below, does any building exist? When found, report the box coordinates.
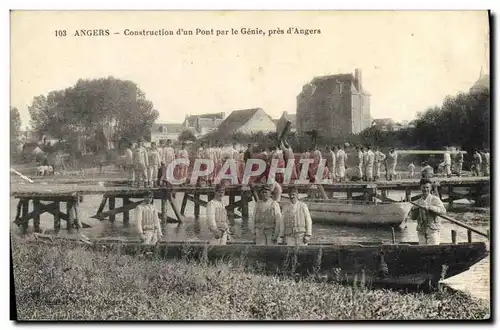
[296,68,371,138]
[470,73,490,93]
[183,112,225,136]
[150,122,185,143]
[371,118,395,132]
[216,108,276,135]
[276,111,297,134]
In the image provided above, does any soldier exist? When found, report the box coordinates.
[410,179,446,245]
[161,139,176,185]
[124,142,135,185]
[374,147,386,181]
[364,145,375,181]
[157,140,165,186]
[133,139,149,187]
[443,147,452,178]
[176,142,190,183]
[408,162,416,179]
[147,142,161,188]
[325,145,336,182]
[336,144,347,182]
[455,148,464,177]
[135,191,162,245]
[252,185,283,245]
[281,188,312,246]
[472,150,482,176]
[206,184,231,245]
[386,148,398,181]
[483,149,490,176]
[355,146,364,181]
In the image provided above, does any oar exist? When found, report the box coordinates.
[409,201,489,238]
[11,168,34,183]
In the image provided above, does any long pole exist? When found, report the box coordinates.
[409,201,488,238]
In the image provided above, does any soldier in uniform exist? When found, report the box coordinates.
[135,191,162,245]
[281,188,312,246]
[252,185,283,245]
[206,184,231,245]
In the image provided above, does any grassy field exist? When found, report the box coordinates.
[11,237,490,321]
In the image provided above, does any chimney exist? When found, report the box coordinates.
[355,68,362,92]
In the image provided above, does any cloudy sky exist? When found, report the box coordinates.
[11,10,489,128]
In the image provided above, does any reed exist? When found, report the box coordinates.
[11,237,490,321]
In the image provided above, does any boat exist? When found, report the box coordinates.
[302,199,413,227]
[27,233,488,290]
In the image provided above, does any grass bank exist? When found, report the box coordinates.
[11,238,490,320]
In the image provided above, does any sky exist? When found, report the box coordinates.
[10,10,489,129]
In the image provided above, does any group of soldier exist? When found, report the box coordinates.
[134,183,312,247]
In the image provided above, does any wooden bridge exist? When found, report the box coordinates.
[11,176,490,234]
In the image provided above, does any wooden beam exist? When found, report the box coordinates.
[21,200,29,234]
[92,201,142,220]
[66,201,74,233]
[53,201,60,234]
[180,193,188,215]
[161,198,168,224]
[109,197,116,222]
[168,193,184,223]
[186,194,208,208]
[33,199,41,233]
[97,195,108,214]
[123,197,130,227]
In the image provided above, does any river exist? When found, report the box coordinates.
[9,189,490,302]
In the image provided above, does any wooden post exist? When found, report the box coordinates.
[109,197,116,222]
[487,230,490,239]
[180,193,188,215]
[448,185,454,207]
[33,199,41,233]
[21,200,29,234]
[194,192,200,218]
[161,198,168,224]
[451,230,457,244]
[405,189,411,202]
[73,196,82,230]
[66,200,74,233]
[347,189,353,200]
[467,229,472,243]
[123,197,130,227]
[168,193,183,223]
[381,189,388,200]
[391,227,396,244]
[228,194,235,218]
[54,201,61,234]
[241,192,249,220]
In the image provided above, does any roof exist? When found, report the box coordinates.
[152,122,185,134]
[470,74,490,92]
[197,117,224,130]
[372,118,395,126]
[216,108,264,133]
[185,113,225,127]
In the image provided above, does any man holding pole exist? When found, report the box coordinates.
[410,178,446,245]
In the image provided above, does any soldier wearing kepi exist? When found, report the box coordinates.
[252,185,283,245]
[147,142,161,188]
[206,184,231,245]
[133,138,149,187]
[135,191,163,245]
[281,188,312,246]
[410,178,446,245]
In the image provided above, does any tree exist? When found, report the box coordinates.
[10,107,22,158]
[28,77,159,153]
[178,129,197,143]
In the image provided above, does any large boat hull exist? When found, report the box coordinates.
[27,234,488,289]
[304,199,413,227]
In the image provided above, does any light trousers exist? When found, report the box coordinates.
[418,230,440,245]
[255,228,275,246]
[285,232,307,246]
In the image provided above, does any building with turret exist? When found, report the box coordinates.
[296,68,371,138]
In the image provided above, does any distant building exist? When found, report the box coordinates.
[371,118,395,132]
[276,111,297,134]
[216,108,276,135]
[150,122,185,143]
[183,112,225,136]
[296,68,371,138]
[470,74,490,93]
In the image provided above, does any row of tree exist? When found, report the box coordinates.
[27,77,159,154]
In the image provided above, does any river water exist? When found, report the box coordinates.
[9,189,490,302]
